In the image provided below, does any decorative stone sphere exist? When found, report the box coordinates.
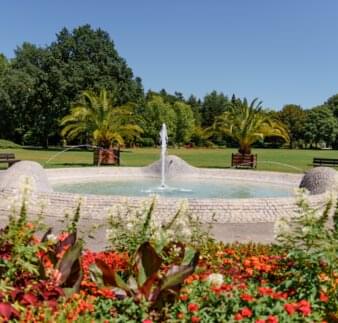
[299,167,338,195]
[0,161,52,192]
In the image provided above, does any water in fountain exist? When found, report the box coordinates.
[159,123,168,188]
[142,124,192,195]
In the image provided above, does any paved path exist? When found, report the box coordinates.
[6,215,275,251]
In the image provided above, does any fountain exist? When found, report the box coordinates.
[159,123,168,188]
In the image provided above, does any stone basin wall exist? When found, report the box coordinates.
[0,159,335,225]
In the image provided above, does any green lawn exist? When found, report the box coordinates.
[0,147,337,172]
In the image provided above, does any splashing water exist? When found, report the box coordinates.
[159,123,168,188]
[44,144,114,167]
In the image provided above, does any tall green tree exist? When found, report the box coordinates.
[201,91,230,127]
[187,95,202,126]
[277,104,306,148]
[303,105,338,148]
[326,94,338,118]
[138,95,177,144]
[212,98,289,154]
[60,89,142,149]
[172,101,195,144]
[3,25,143,147]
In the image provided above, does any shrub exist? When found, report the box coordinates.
[140,137,155,147]
[275,191,338,317]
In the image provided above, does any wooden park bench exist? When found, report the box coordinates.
[313,157,338,168]
[0,153,21,168]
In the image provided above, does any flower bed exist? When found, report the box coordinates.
[0,192,337,322]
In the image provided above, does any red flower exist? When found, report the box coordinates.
[255,320,266,323]
[266,315,278,323]
[272,292,288,300]
[241,293,254,302]
[258,286,273,296]
[177,312,184,319]
[185,274,200,284]
[240,307,252,318]
[142,320,152,323]
[297,300,311,316]
[191,316,201,323]
[234,313,243,321]
[319,292,329,303]
[179,294,189,301]
[188,303,199,313]
[221,284,233,291]
[284,303,296,315]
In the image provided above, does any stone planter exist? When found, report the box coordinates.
[93,148,120,166]
[231,153,257,169]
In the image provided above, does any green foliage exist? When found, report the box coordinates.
[0,25,143,147]
[90,241,199,309]
[61,89,143,148]
[138,94,177,144]
[303,105,338,148]
[275,193,338,312]
[200,91,230,127]
[172,101,195,144]
[212,97,290,154]
[94,297,149,322]
[0,139,21,149]
[106,199,212,255]
[277,104,306,148]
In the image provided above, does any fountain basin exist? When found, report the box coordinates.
[0,157,335,226]
[53,177,293,199]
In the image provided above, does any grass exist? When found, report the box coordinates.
[0,147,337,173]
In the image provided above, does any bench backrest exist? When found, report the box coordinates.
[0,153,15,160]
[313,158,338,164]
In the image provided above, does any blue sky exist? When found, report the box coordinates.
[1,0,338,109]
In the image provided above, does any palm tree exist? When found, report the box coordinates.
[212,98,289,155]
[61,89,143,164]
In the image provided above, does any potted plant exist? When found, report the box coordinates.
[61,89,143,165]
[212,98,289,168]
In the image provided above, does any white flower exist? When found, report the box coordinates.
[301,226,310,235]
[46,234,57,243]
[207,273,224,287]
[126,222,134,230]
[181,227,192,239]
[273,216,290,239]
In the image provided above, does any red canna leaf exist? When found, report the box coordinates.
[22,293,38,305]
[56,240,83,286]
[95,259,117,286]
[55,232,77,255]
[133,242,162,286]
